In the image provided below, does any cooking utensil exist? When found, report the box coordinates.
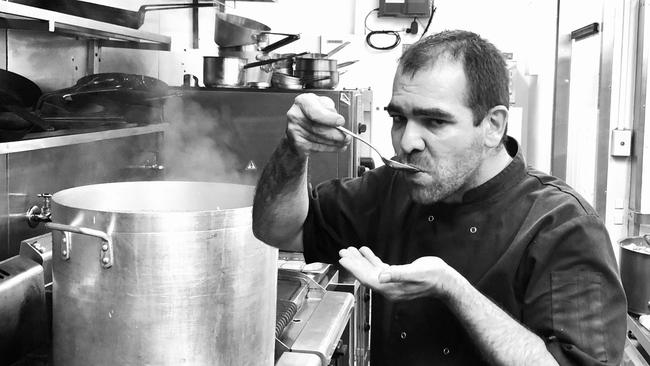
[0,69,53,135]
[337,60,359,69]
[300,41,351,60]
[214,12,300,51]
[294,70,339,89]
[326,41,351,58]
[270,72,303,89]
[37,73,170,110]
[243,52,308,69]
[294,57,338,72]
[0,69,41,107]
[620,235,650,314]
[47,181,277,366]
[203,56,246,87]
[36,73,169,125]
[10,0,217,29]
[0,111,32,141]
[336,126,422,173]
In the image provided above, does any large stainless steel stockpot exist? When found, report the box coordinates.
[47,181,277,366]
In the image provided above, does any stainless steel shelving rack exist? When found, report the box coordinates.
[0,1,171,50]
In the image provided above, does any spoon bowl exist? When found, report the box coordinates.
[336,126,422,173]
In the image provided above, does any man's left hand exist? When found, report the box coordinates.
[338,246,459,301]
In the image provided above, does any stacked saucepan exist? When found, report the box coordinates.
[270,42,358,90]
[205,13,357,89]
[205,12,302,88]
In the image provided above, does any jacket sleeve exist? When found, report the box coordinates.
[520,214,627,366]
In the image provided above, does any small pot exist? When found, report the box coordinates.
[294,57,337,72]
[271,72,303,90]
[203,56,246,87]
[620,235,650,314]
[294,70,339,89]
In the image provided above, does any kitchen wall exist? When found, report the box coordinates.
[0,0,562,254]
[141,0,559,175]
[0,0,558,169]
[1,0,635,249]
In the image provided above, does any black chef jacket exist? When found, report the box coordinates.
[302,137,626,366]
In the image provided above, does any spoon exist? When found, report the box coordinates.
[336,126,422,173]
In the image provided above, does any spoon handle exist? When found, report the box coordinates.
[336,126,382,157]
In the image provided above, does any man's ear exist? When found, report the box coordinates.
[481,105,508,148]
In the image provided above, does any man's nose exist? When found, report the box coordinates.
[399,121,425,154]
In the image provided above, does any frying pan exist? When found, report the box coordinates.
[37,73,170,110]
[0,69,52,140]
[9,0,217,29]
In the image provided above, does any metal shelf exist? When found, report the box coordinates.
[0,1,171,50]
[0,123,168,154]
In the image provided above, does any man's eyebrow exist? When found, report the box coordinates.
[412,107,455,120]
[384,105,456,121]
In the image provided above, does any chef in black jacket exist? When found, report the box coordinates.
[252,29,627,366]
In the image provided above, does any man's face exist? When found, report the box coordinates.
[387,58,487,204]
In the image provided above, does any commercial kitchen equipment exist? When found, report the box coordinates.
[43,181,278,366]
[163,86,374,186]
[163,86,374,366]
[1,230,359,366]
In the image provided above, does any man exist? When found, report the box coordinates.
[252,30,626,365]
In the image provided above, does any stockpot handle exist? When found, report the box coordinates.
[46,222,113,269]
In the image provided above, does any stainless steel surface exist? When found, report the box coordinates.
[214,12,270,47]
[328,272,371,366]
[336,126,421,173]
[325,41,350,59]
[631,0,649,235]
[619,235,650,314]
[1,154,6,260]
[594,0,616,217]
[0,252,47,366]
[46,222,113,268]
[276,352,322,366]
[271,72,303,89]
[19,232,52,286]
[288,291,354,365]
[50,181,277,366]
[168,89,370,186]
[0,2,171,50]
[0,124,166,154]
[294,70,339,89]
[5,130,163,260]
[628,314,650,358]
[203,56,246,87]
[551,0,613,218]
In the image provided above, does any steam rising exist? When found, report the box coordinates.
[161,97,259,185]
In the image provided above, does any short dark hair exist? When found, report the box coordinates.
[399,30,509,130]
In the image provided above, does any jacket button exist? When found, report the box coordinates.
[469,226,477,234]
[442,347,451,355]
[400,331,407,339]
[428,215,435,222]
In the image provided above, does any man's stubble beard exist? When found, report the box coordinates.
[408,136,485,205]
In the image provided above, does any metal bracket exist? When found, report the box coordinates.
[60,231,71,261]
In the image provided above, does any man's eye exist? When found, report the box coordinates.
[426,118,446,127]
[391,115,407,124]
